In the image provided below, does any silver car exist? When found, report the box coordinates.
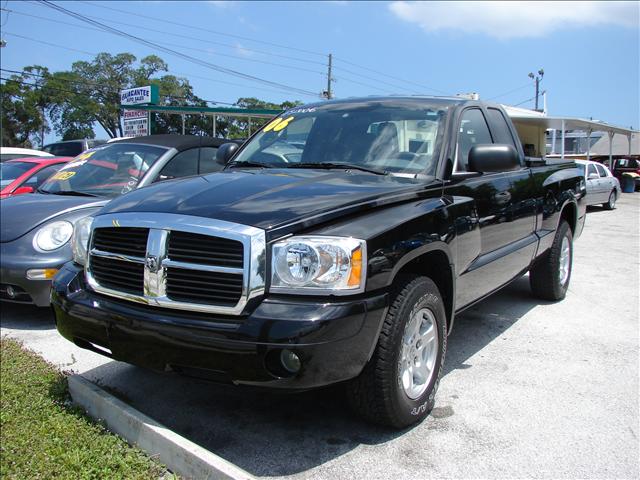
[576,160,621,210]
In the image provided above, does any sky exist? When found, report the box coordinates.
[1,0,639,143]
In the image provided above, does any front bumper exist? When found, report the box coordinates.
[0,240,72,307]
[52,263,388,390]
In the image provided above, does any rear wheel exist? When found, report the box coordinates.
[603,190,617,210]
[346,276,446,428]
[530,220,573,301]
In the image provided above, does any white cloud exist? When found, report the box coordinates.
[235,43,253,57]
[207,1,234,8]
[389,1,639,39]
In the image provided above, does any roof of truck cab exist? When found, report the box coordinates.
[107,134,243,151]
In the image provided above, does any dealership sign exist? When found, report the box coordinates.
[121,85,158,137]
[123,109,150,137]
[120,85,159,106]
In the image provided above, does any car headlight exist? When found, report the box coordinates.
[71,216,93,265]
[33,221,74,252]
[271,236,366,294]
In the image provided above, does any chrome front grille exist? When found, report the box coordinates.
[166,268,243,305]
[86,213,266,315]
[167,231,244,268]
[92,227,149,257]
[90,256,145,295]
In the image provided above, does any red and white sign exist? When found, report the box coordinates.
[123,109,149,137]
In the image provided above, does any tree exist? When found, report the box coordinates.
[45,53,207,139]
[219,97,303,139]
[1,66,51,147]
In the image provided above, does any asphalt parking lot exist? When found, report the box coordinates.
[2,193,638,479]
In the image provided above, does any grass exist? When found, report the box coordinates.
[0,337,172,479]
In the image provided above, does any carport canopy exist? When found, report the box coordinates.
[120,104,282,136]
[503,105,638,163]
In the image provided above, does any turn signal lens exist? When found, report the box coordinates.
[347,247,363,287]
[26,268,59,280]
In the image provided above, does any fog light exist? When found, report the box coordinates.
[280,349,301,374]
[6,285,16,298]
[26,268,59,280]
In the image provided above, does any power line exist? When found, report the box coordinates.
[511,95,537,107]
[9,4,444,96]
[3,31,97,56]
[332,56,449,95]
[2,7,329,68]
[1,68,240,106]
[79,0,327,58]
[9,4,442,98]
[486,81,535,101]
[36,2,322,98]
[1,32,315,98]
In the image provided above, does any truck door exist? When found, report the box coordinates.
[447,107,537,309]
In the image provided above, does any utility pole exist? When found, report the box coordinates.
[323,53,333,99]
[528,68,544,111]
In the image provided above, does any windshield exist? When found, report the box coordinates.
[232,100,449,175]
[1,162,34,187]
[39,143,168,197]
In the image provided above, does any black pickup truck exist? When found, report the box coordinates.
[52,97,586,428]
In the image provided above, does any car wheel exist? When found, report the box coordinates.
[530,220,573,301]
[603,190,617,210]
[346,275,446,428]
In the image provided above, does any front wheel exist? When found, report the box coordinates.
[346,276,446,428]
[530,220,573,301]
[603,190,617,210]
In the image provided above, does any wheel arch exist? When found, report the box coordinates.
[389,244,455,335]
[559,200,577,234]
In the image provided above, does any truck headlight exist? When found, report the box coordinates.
[33,221,73,252]
[271,236,366,294]
[71,216,93,265]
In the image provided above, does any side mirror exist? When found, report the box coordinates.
[468,144,520,173]
[216,143,239,165]
[587,173,599,180]
[13,186,35,195]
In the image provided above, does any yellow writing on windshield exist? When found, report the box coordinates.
[263,116,294,133]
[51,171,76,181]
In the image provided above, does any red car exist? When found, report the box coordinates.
[0,157,73,199]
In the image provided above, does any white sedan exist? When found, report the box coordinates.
[0,147,53,163]
[576,159,621,210]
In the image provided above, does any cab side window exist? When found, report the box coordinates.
[487,108,516,148]
[198,147,221,174]
[157,148,199,181]
[456,109,493,172]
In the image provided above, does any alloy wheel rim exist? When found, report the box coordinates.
[558,235,571,286]
[399,307,439,400]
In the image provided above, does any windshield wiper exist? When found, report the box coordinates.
[285,162,388,175]
[47,190,99,197]
[226,161,273,169]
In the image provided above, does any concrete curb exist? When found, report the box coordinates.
[68,375,255,480]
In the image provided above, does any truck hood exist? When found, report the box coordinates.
[0,193,107,242]
[99,169,438,234]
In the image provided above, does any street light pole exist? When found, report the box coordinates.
[528,68,544,111]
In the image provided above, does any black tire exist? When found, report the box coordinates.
[603,190,617,210]
[346,276,447,429]
[530,220,573,301]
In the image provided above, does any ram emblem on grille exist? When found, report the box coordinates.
[145,255,159,273]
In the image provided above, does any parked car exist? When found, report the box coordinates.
[41,139,107,157]
[52,97,585,429]
[1,157,73,199]
[0,147,53,162]
[575,159,620,209]
[1,134,242,307]
[612,158,640,191]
